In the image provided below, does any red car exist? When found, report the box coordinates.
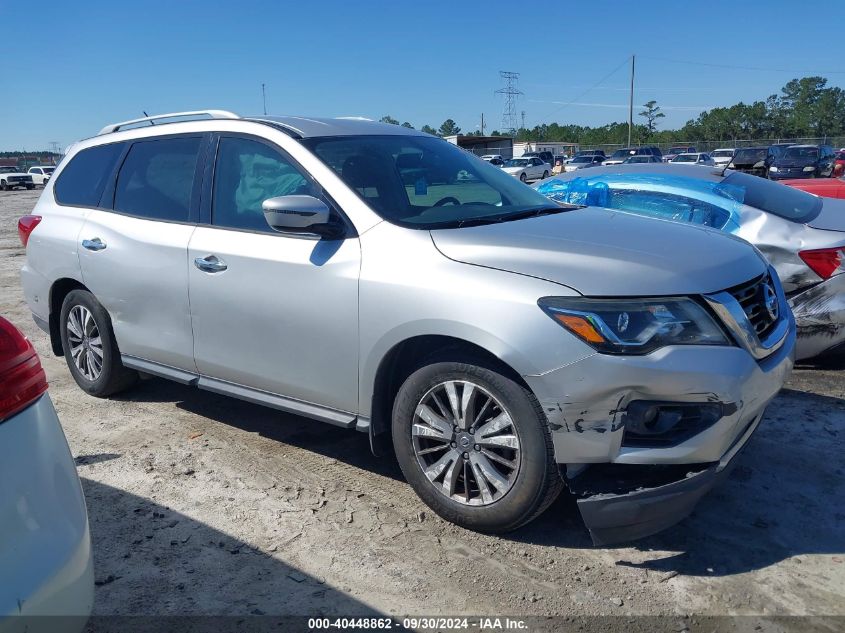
[782,176,845,199]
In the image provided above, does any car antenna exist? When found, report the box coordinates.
[143,111,155,126]
[719,150,733,177]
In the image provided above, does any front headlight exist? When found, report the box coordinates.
[769,166,778,172]
[538,297,729,355]
[803,166,815,172]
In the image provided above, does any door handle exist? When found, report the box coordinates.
[82,238,107,251]
[194,255,228,273]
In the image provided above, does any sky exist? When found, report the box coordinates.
[2,0,843,151]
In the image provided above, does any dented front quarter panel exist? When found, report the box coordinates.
[790,273,845,360]
[523,334,794,466]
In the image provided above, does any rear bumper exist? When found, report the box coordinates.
[570,412,762,545]
[790,274,845,360]
[0,395,93,629]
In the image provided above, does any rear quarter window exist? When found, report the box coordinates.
[54,142,125,207]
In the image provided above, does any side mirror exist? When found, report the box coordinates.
[262,195,338,236]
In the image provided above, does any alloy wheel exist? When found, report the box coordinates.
[412,380,521,506]
[67,305,103,381]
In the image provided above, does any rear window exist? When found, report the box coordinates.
[719,172,822,223]
[54,142,125,207]
[114,137,201,222]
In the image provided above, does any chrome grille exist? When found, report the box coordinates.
[728,274,777,339]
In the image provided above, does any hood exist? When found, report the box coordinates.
[808,197,845,232]
[430,207,767,296]
[502,166,523,173]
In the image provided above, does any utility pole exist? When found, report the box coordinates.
[627,55,636,147]
[480,113,485,136]
[521,110,526,132]
[262,83,267,115]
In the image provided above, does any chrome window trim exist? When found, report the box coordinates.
[703,266,791,360]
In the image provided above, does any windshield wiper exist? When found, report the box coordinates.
[455,205,578,228]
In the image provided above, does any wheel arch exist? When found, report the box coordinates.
[48,277,89,356]
[367,333,532,454]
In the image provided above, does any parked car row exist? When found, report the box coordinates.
[0,165,55,191]
[15,110,797,554]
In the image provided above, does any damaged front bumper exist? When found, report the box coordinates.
[522,318,794,544]
[790,273,845,360]
[569,412,761,545]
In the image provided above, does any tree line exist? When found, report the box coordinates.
[380,76,845,146]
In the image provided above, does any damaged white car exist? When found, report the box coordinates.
[535,164,845,360]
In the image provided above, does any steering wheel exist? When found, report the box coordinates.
[432,196,460,207]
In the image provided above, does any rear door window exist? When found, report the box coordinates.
[54,142,125,207]
[114,136,202,222]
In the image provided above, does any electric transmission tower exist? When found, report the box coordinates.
[495,71,523,135]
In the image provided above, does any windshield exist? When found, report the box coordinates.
[668,147,688,154]
[43,167,55,173]
[673,155,697,163]
[572,156,593,163]
[625,157,650,163]
[782,147,819,160]
[610,149,635,159]
[303,135,563,229]
[720,171,822,223]
[733,148,767,163]
[504,159,530,167]
[711,150,734,158]
[0,167,18,173]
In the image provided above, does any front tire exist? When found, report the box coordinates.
[392,356,562,532]
[60,289,137,397]
[542,170,549,179]
[1,180,8,191]
[519,173,527,183]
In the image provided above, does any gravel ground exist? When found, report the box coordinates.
[2,189,844,622]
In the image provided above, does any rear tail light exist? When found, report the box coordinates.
[0,317,48,422]
[17,215,42,248]
[799,247,845,280]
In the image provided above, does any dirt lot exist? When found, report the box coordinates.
[2,189,844,623]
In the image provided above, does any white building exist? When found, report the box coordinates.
[512,141,579,158]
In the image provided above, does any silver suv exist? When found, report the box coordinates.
[19,111,795,543]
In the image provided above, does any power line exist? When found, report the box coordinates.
[535,57,631,124]
[639,55,845,75]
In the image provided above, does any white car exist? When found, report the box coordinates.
[502,156,549,182]
[480,154,503,162]
[671,152,715,166]
[0,167,35,191]
[28,166,56,186]
[0,315,94,628]
[710,148,736,168]
[564,155,604,172]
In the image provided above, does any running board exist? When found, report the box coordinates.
[121,355,359,429]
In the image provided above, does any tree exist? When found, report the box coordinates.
[379,115,400,125]
[420,124,438,136]
[438,119,461,137]
[639,100,666,135]
[401,121,414,129]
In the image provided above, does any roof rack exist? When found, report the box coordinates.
[97,110,240,135]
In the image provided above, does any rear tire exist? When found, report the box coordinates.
[542,170,549,179]
[1,180,8,191]
[60,289,138,397]
[392,355,562,533]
